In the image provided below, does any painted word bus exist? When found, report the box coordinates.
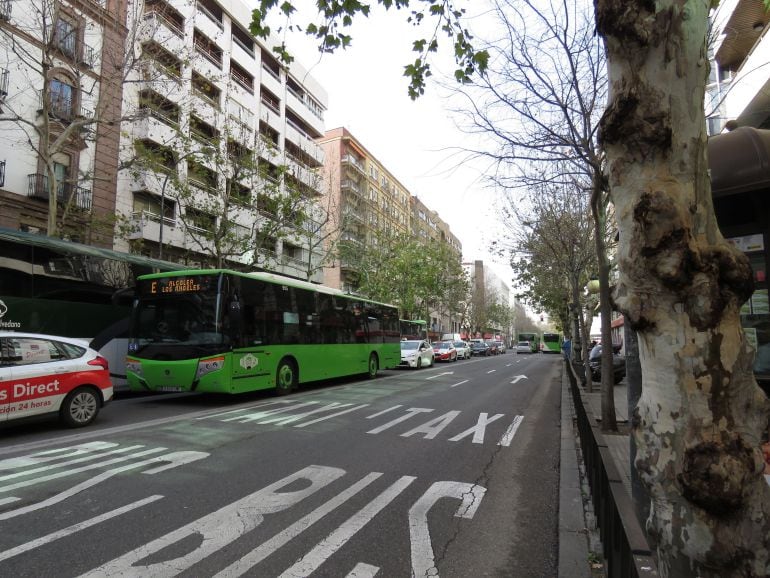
[126,269,401,394]
[517,332,540,353]
[0,227,183,389]
[541,332,562,354]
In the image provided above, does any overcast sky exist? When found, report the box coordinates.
[282,8,514,289]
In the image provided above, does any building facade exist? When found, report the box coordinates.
[114,0,329,280]
[318,127,412,292]
[0,0,128,244]
[463,260,511,341]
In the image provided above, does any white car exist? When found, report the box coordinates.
[400,340,434,369]
[453,341,471,360]
[0,332,113,427]
[516,341,533,354]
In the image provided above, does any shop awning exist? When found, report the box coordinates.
[709,126,770,197]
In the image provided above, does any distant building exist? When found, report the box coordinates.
[463,260,510,340]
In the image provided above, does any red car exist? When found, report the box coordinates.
[432,341,457,362]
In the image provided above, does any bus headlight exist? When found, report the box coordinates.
[196,355,225,379]
[125,358,143,377]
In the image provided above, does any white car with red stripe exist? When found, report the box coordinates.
[0,332,113,427]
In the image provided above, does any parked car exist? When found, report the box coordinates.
[400,340,435,369]
[470,341,491,356]
[494,340,507,354]
[588,343,626,384]
[432,341,457,362]
[485,341,500,355]
[0,332,113,428]
[516,341,533,354]
[453,341,471,360]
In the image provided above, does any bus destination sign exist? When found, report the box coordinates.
[146,277,205,295]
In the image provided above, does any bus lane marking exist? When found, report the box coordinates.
[447,413,505,444]
[366,408,434,434]
[426,372,453,380]
[294,404,370,427]
[400,411,461,440]
[198,400,295,420]
[221,401,321,423]
[0,442,118,471]
[213,472,384,577]
[0,495,164,563]
[409,481,486,577]
[510,375,527,384]
[80,465,348,577]
[0,450,207,520]
[366,405,403,419]
[498,415,524,447]
[262,403,353,426]
[0,446,168,494]
[277,476,416,577]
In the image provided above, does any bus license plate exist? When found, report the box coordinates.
[158,386,183,392]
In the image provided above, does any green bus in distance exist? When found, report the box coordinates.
[517,332,540,353]
[541,332,562,354]
[126,270,401,395]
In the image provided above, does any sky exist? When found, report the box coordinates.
[280,8,515,289]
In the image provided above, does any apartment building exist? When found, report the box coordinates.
[113,0,328,280]
[463,260,511,340]
[318,127,412,291]
[707,0,770,133]
[0,0,127,243]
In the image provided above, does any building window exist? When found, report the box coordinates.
[133,191,175,221]
[49,77,75,120]
[54,16,77,59]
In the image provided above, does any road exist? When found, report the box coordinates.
[0,351,563,577]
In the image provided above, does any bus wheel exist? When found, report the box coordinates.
[60,387,100,428]
[367,353,379,379]
[276,359,297,395]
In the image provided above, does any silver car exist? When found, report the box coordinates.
[400,340,434,369]
[453,341,471,360]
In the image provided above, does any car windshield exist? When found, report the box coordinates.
[454,342,464,347]
[435,342,449,349]
[401,341,419,350]
[518,342,529,347]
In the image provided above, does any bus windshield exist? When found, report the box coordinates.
[129,292,225,358]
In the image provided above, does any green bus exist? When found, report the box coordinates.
[542,332,562,354]
[399,319,428,341]
[0,226,183,389]
[126,269,401,394]
[517,332,540,353]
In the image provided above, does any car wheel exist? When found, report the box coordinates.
[367,353,379,379]
[60,386,100,428]
[276,358,298,395]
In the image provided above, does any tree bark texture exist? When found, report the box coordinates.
[596,0,770,575]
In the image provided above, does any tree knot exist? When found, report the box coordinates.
[678,437,757,516]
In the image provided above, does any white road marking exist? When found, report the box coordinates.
[401,411,461,439]
[214,472,383,577]
[449,380,469,388]
[409,481,486,577]
[486,370,496,374]
[498,416,525,446]
[426,372,454,380]
[447,413,505,444]
[223,401,320,423]
[0,442,118,471]
[0,495,163,563]
[510,375,527,384]
[346,563,380,577]
[294,404,370,427]
[197,400,292,420]
[366,406,403,419]
[259,403,352,425]
[80,465,346,577]
[278,476,416,577]
[0,450,206,520]
[366,408,434,434]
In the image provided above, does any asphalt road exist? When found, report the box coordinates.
[0,351,563,577]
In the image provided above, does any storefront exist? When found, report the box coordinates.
[709,126,770,387]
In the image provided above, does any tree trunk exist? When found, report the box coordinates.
[596,1,770,575]
[592,187,617,431]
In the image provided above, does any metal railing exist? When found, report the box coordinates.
[566,361,658,577]
[27,174,92,211]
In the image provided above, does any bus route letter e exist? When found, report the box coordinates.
[81,465,346,577]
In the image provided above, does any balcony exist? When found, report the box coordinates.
[230,65,254,94]
[341,179,363,197]
[39,90,93,123]
[341,154,366,175]
[285,121,324,167]
[142,10,185,55]
[27,174,92,211]
[193,31,222,69]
